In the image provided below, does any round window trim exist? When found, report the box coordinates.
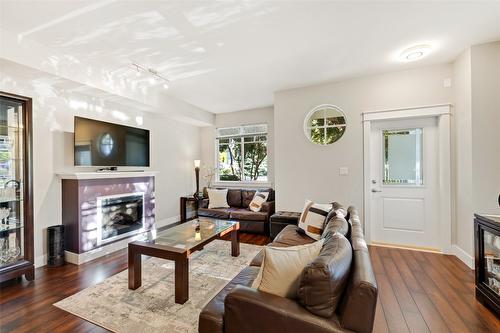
[303,104,347,145]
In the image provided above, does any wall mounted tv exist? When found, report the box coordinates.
[74,116,150,167]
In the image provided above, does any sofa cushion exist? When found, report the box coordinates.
[227,189,242,207]
[298,232,352,318]
[199,266,260,333]
[249,191,269,212]
[298,200,332,240]
[241,190,256,208]
[207,189,229,209]
[198,208,231,219]
[273,225,316,247]
[230,209,267,222]
[251,240,324,298]
[322,214,349,239]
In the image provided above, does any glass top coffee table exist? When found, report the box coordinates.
[128,218,240,304]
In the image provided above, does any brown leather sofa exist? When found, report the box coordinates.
[198,188,275,234]
[199,206,378,333]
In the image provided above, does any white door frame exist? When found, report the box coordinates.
[362,104,452,254]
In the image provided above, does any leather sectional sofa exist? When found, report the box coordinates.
[199,205,378,333]
[198,188,275,234]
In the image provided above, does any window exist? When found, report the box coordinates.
[304,105,346,145]
[383,128,423,185]
[216,124,268,182]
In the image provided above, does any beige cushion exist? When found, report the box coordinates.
[298,200,332,240]
[249,191,269,212]
[251,239,324,298]
[207,189,229,209]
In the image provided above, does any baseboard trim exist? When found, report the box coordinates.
[451,244,475,269]
[370,241,442,253]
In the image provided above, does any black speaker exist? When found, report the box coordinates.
[47,225,65,267]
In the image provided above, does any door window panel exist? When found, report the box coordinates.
[383,128,423,185]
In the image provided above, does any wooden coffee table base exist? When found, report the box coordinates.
[128,227,239,304]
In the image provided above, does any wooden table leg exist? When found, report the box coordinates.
[128,245,142,290]
[231,228,240,257]
[175,255,189,304]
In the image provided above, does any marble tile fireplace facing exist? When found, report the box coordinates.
[58,172,156,264]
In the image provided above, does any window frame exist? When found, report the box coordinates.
[215,124,269,184]
[303,104,347,145]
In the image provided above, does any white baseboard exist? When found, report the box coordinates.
[451,244,474,269]
[35,254,47,268]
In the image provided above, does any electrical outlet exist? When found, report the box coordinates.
[339,167,349,176]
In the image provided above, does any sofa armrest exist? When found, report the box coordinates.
[199,198,209,209]
[261,200,275,215]
[225,285,340,333]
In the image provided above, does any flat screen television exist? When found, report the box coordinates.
[74,116,150,167]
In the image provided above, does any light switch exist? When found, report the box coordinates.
[443,78,452,88]
[339,167,349,176]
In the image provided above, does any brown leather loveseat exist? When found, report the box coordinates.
[199,205,378,333]
[198,188,275,234]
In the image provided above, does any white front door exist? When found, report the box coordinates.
[369,117,440,250]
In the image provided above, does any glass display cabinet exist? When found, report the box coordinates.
[475,214,500,316]
[0,92,34,282]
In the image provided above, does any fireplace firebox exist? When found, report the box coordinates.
[97,192,145,245]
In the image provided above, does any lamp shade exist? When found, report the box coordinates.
[194,160,201,168]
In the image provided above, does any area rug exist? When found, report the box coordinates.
[54,240,262,333]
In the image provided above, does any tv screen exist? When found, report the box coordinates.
[74,116,150,167]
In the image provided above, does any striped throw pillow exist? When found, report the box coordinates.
[249,191,269,212]
[299,200,332,240]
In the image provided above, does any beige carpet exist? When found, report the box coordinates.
[54,240,262,333]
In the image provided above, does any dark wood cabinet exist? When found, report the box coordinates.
[0,92,34,283]
[475,214,500,316]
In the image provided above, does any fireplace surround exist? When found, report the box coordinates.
[59,172,156,262]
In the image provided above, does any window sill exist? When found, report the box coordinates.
[212,181,273,189]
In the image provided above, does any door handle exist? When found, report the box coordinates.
[371,189,382,193]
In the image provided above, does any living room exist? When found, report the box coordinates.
[1,1,500,332]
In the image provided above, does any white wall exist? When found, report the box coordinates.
[200,106,274,187]
[471,41,500,215]
[453,49,474,259]
[274,64,453,213]
[0,62,202,267]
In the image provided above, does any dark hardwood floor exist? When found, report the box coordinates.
[1,234,498,333]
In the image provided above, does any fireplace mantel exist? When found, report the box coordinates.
[57,171,159,180]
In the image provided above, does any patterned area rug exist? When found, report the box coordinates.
[54,240,262,333]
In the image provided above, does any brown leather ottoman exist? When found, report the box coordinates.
[269,211,301,239]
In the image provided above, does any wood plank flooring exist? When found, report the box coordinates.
[1,234,498,333]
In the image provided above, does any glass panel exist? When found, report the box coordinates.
[0,97,24,268]
[383,128,423,185]
[484,229,500,296]
[243,140,267,181]
[152,219,236,250]
[325,126,346,144]
[218,139,241,181]
[308,127,325,144]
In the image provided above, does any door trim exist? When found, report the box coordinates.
[362,104,452,254]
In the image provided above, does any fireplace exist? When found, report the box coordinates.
[96,192,145,245]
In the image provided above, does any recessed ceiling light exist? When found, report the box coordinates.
[399,45,432,62]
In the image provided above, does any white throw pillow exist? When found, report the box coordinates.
[249,191,269,212]
[207,189,229,209]
[299,200,332,240]
[251,240,324,298]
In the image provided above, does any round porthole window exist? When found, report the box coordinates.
[303,104,347,145]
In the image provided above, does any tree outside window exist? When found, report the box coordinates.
[217,125,268,182]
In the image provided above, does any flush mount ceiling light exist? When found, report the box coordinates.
[131,63,170,89]
[398,45,432,62]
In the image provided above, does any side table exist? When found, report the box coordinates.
[180,196,199,222]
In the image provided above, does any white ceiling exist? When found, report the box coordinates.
[1,0,500,113]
